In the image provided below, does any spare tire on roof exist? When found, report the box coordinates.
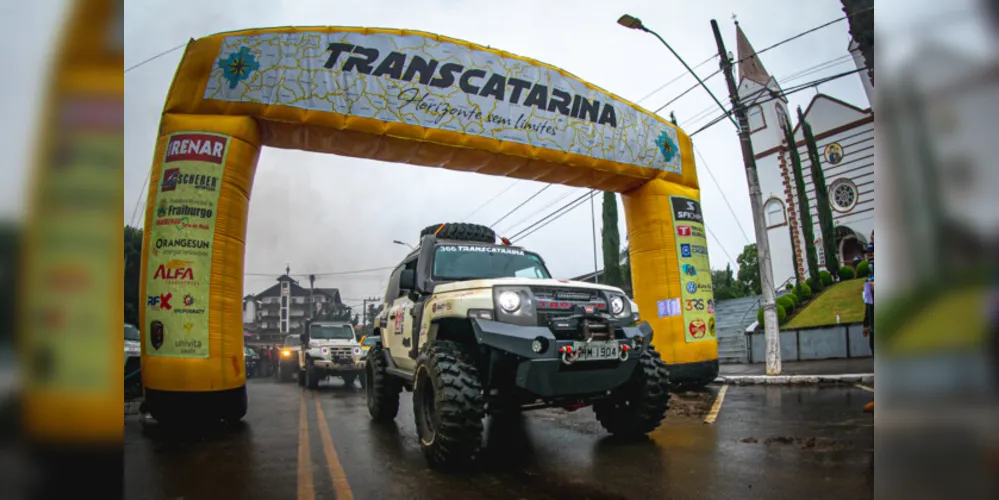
[420,223,495,244]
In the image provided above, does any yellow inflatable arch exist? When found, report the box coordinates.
[140,26,718,421]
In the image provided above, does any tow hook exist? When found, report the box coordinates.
[563,402,585,412]
[559,345,579,365]
[619,343,631,362]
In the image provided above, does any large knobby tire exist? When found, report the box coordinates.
[366,346,402,422]
[305,361,321,390]
[413,340,485,472]
[593,348,671,438]
[420,223,495,244]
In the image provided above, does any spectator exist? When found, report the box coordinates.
[862,238,874,413]
[271,344,280,377]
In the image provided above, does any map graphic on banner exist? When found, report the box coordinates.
[203,32,683,174]
[669,196,716,343]
[144,132,228,358]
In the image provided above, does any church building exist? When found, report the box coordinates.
[736,23,874,287]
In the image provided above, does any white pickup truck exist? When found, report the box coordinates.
[298,320,365,389]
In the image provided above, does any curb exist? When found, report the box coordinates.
[713,373,874,386]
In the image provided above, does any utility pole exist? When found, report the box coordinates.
[711,19,781,375]
[362,297,380,330]
[309,274,316,320]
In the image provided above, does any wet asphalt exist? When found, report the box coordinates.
[125,377,874,500]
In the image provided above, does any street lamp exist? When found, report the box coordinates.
[393,240,415,250]
[616,14,737,128]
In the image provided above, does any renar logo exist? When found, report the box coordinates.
[165,133,229,164]
[147,293,173,310]
[153,260,194,281]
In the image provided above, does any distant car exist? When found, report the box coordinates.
[244,347,260,378]
[125,324,142,399]
[278,334,302,383]
[359,335,379,360]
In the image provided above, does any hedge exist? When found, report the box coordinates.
[819,270,833,286]
[794,283,812,301]
[838,265,856,281]
[757,304,788,327]
[856,259,870,278]
[776,295,796,313]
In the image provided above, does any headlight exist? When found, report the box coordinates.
[498,290,521,312]
[281,349,291,357]
[610,296,625,315]
[321,347,329,355]
[352,347,362,356]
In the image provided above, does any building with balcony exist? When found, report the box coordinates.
[242,271,344,345]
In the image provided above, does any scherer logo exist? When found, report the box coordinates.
[153,259,194,281]
[160,168,219,192]
[147,293,173,310]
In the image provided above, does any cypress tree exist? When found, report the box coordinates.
[601,192,623,287]
[798,107,840,278]
[783,120,822,290]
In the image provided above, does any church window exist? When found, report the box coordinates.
[829,178,858,212]
[747,105,766,133]
[764,198,785,227]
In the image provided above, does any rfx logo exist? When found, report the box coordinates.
[147,293,173,310]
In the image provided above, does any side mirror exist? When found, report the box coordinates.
[399,269,416,291]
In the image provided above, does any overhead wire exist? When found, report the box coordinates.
[512,190,597,243]
[461,179,521,221]
[125,41,188,73]
[635,54,718,105]
[692,145,751,245]
[489,184,552,227]
[497,187,576,235]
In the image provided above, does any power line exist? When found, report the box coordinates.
[508,189,595,241]
[125,41,188,73]
[497,187,575,235]
[128,168,152,228]
[689,67,865,137]
[693,145,751,245]
[635,54,718,104]
[513,190,597,242]
[490,184,552,227]
[461,179,520,221]
[651,8,871,114]
[244,265,396,277]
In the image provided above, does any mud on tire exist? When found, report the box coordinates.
[593,348,671,438]
[366,345,402,422]
[420,223,495,244]
[413,340,485,471]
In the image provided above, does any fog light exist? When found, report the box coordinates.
[531,337,548,354]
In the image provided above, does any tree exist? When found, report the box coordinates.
[711,264,744,300]
[0,223,20,340]
[124,226,143,325]
[784,120,822,290]
[600,192,623,287]
[841,0,873,84]
[799,107,840,278]
[736,244,762,296]
[619,243,633,297]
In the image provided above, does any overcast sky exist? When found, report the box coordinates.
[2,0,983,311]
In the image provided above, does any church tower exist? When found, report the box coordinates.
[735,22,791,153]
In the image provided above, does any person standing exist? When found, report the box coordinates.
[271,344,280,378]
[862,238,874,413]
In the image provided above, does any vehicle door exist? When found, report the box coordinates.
[386,258,419,371]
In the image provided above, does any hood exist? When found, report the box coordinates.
[434,277,627,295]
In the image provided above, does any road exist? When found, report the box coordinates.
[125,378,873,500]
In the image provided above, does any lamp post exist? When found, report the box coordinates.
[393,240,415,250]
[616,14,737,129]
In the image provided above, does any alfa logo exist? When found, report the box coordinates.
[655,130,678,163]
[153,260,194,281]
[183,294,194,306]
[219,46,260,89]
[147,293,173,310]
[150,320,164,350]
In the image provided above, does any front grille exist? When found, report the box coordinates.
[530,286,606,339]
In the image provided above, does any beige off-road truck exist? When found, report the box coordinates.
[367,223,670,471]
[298,320,366,389]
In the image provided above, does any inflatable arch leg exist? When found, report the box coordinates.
[140,114,261,423]
[624,179,719,389]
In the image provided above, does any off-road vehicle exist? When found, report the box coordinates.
[298,320,366,389]
[367,223,670,471]
[277,334,302,383]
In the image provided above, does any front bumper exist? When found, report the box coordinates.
[312,357,364,371]
[469,317,654,398]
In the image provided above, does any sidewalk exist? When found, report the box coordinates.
[716,357,874,385]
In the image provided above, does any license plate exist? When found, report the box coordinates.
[572,341,619,362]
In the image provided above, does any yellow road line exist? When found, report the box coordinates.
[298,390,315,500]
[313,390,355,500]
[703,384,728,424]
[855,383,874,393]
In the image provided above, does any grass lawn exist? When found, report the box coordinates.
[784,279,866,329]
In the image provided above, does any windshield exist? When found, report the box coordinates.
[124,324,140,342]
[362,336,379,347]
[245,347,256,356]
[433,244,551,280]
[284,335,301,347]
[310,324,355,340]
